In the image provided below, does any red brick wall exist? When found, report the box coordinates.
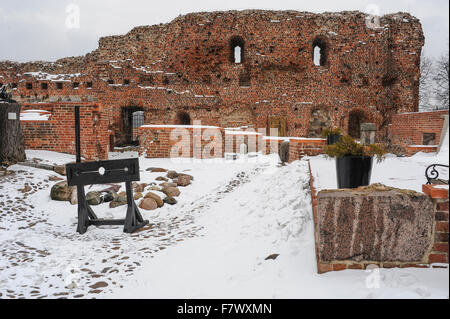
[289,138,327,162]
[389,110,448,152]
[430,200,449,264]
[21,103,110,160]
[224,132,262,153]
[262,137,286,155]
[423,185,449,264]
[139,125,225,159]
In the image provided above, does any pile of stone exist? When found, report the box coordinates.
[49,167,194,212]
[137,168,194,211]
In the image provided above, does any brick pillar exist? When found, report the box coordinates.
[423,184,449,264]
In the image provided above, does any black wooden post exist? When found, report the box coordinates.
[75,105,81,163]
[0,85,26,167]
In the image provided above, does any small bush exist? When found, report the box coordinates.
[324,135,387,163]
[321,127,342,138]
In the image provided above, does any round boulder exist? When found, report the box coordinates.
[159,182,177,188]
[167,170,178,179]
[174,174,191,187]
[134,183,147,193]
[161,186,180,197]
[147,185,162,192]
[139,198,158,211]
[163,196,178,205]
[53,165,67,176]
[144,192,164,207]
[50,181,75,201]
[86,191,103,206]
[109,191,127,208]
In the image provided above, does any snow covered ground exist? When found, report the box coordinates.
[0,150,448,299]
[310,152,449,193]
[311,126,449,192]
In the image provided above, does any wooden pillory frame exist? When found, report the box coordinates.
[66,106,148,234]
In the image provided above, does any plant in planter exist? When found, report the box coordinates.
[324,135,387,189]
[321,127,343,145]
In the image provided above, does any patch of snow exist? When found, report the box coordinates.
[20,110,51,121]
[263,136,290,141]
[309,152,449,193]
[225,130,262,136]
[438,125,449,159]
[141,124,221,129]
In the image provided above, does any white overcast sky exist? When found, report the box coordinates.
[0,0,448,62]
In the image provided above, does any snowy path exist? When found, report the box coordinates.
[111,160,315,298]
[0,152,278,299]
[0,166,204,298]
[111,159,448,299]
[0,151,448,299]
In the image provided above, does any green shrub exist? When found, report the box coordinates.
[321,127,343,138]
[324,135,387,163]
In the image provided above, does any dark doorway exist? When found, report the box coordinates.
[348,110,366,139]
[132,111,145,142]
[121,107,144,146]
[176,111,191,125]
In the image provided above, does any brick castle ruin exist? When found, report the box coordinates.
[1,10,444,160]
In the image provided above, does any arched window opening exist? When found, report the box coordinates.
[313,46,322,66]
[229,36,245,64]
[176,111,191,125]
[312,37,328,67]
[234,46,242,64]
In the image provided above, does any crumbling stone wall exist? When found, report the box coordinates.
[0,10,424,148]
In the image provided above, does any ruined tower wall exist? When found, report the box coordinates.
[0,10,424,147]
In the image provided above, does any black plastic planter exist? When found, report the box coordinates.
[336,156,373,189]
[327,134,341,145]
